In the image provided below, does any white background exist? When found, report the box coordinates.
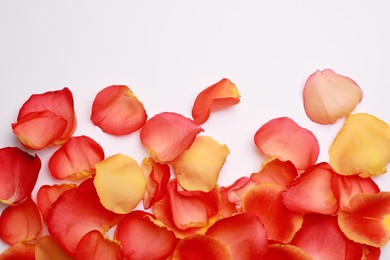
[1,0,390,257]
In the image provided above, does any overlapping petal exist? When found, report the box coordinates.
[140,112,203,162]
[35,236,73,260]
[329,113,390,177]
[303,69,363,124]
[0,242,35,260]
[262,244,312,260]
[254,117,319,169]
[91,85,147,135]
[172,136,230,192]
[191,78,240,125]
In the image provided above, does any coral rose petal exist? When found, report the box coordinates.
[91,85,147,135]
[0,242,35,260]
[192,78,240,125]
[115,210,178,259]
[0,197,42,245]
[282,162,339,215]
[75,230,122,260]
[49,135,104,180]
[172,136,230,192]
[206,213,268,259]
[172,234,231,260]
[94,154,146,214]
[140,112,203,162]
[47,179,123,255]
[303,69,363,124]
[329,113,390,177]
[254,117,319,169]
[338,192,390,247]
[262,244,312,260]
[0,147,41,206]
[35,236,73,260]
[242,183,303,243]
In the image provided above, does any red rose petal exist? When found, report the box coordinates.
[0,242,35,260]
[254,117,319,169]
[262,244,312,260]
[91,85,147,135]
[35,236,73,260]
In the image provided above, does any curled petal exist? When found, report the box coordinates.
[140,112,203,162]
[49,135,104,180]
[172,136,230,192]
[94,154,146,214]
[262,244,312,260]
[91,85,147,135]
[0,197,42,245]
[192,78,240,125]
[329,113,390,177]
[115,211,178,259]
[206,213,268,259]
[0,147,41,206]
[303,69,363,124]
[0,242,35,260]
[35,236,73,260]
[338,192,390,247]
[254,117,319,169]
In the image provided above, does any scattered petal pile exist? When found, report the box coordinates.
[1,74,390,259]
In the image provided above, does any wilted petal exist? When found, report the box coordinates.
[0,197,42,245]
[303,69,363,124]
[242,183,303,243]
[262,244,312,260]
[115,211,178,259]
[49,136,104,180]
[94,154,146,214]
[35,236,73,260]
[282,162,339,215]
[172,136,230,192]
[91,85,147,135]
[254,117,319,170]
[140,112,203,162]
[338,192,390,247]
[0,147,41,206]
[206,213,268,259]
[192,78,240,125]
[0,242,35,260]
[329,113,390,177]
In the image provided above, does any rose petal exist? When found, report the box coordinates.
[91,85,147,135]
[362,245,381,260]
[0,197,42,245]
[254,117,319,169]
[94,154,146,214]
[282,162,339,215]
[191,78,240,125]
[35,236,73,260]
[205,213,268,259]
[262,244,312,260]
[140,112,203,162]
[0,242,35,260]
[338,192,390,247]
[242,183,303,243]
[115,210,178,259]
[329,113,390,177]
[172,136,230,192]
[303,69,363,124]
[0,147,41,206]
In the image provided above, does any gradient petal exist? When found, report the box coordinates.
[35,236,73,260]
[0,242,35,260]
[262,244,312,260]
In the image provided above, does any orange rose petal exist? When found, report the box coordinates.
[205,213,268,259]
[0,147,41,206]
[74,230,123,260]
[91,85,147,136]
[329,113,390,177]
[115,210,178,259]
[172,136,230,192]
[0,197,42,245]
[0,242,35,260]
[48,135,104,180]
[242,183,303,243]
[262,244,312,260]
[251,158,298,188]
[47,179,123,255]
[282,162,339,215]
[172,234,231,260]
[254,117,319,169]
[36,184,77,222]
[303,69,363,124]
[191,78,240,125]
[141,157,171,209]
[338,192,390,247]
[35,236,73,260]
[292,215,363,259]
[94,154,146,214]
[140,112,203,162]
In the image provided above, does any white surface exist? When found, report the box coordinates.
[1,0,390,257]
